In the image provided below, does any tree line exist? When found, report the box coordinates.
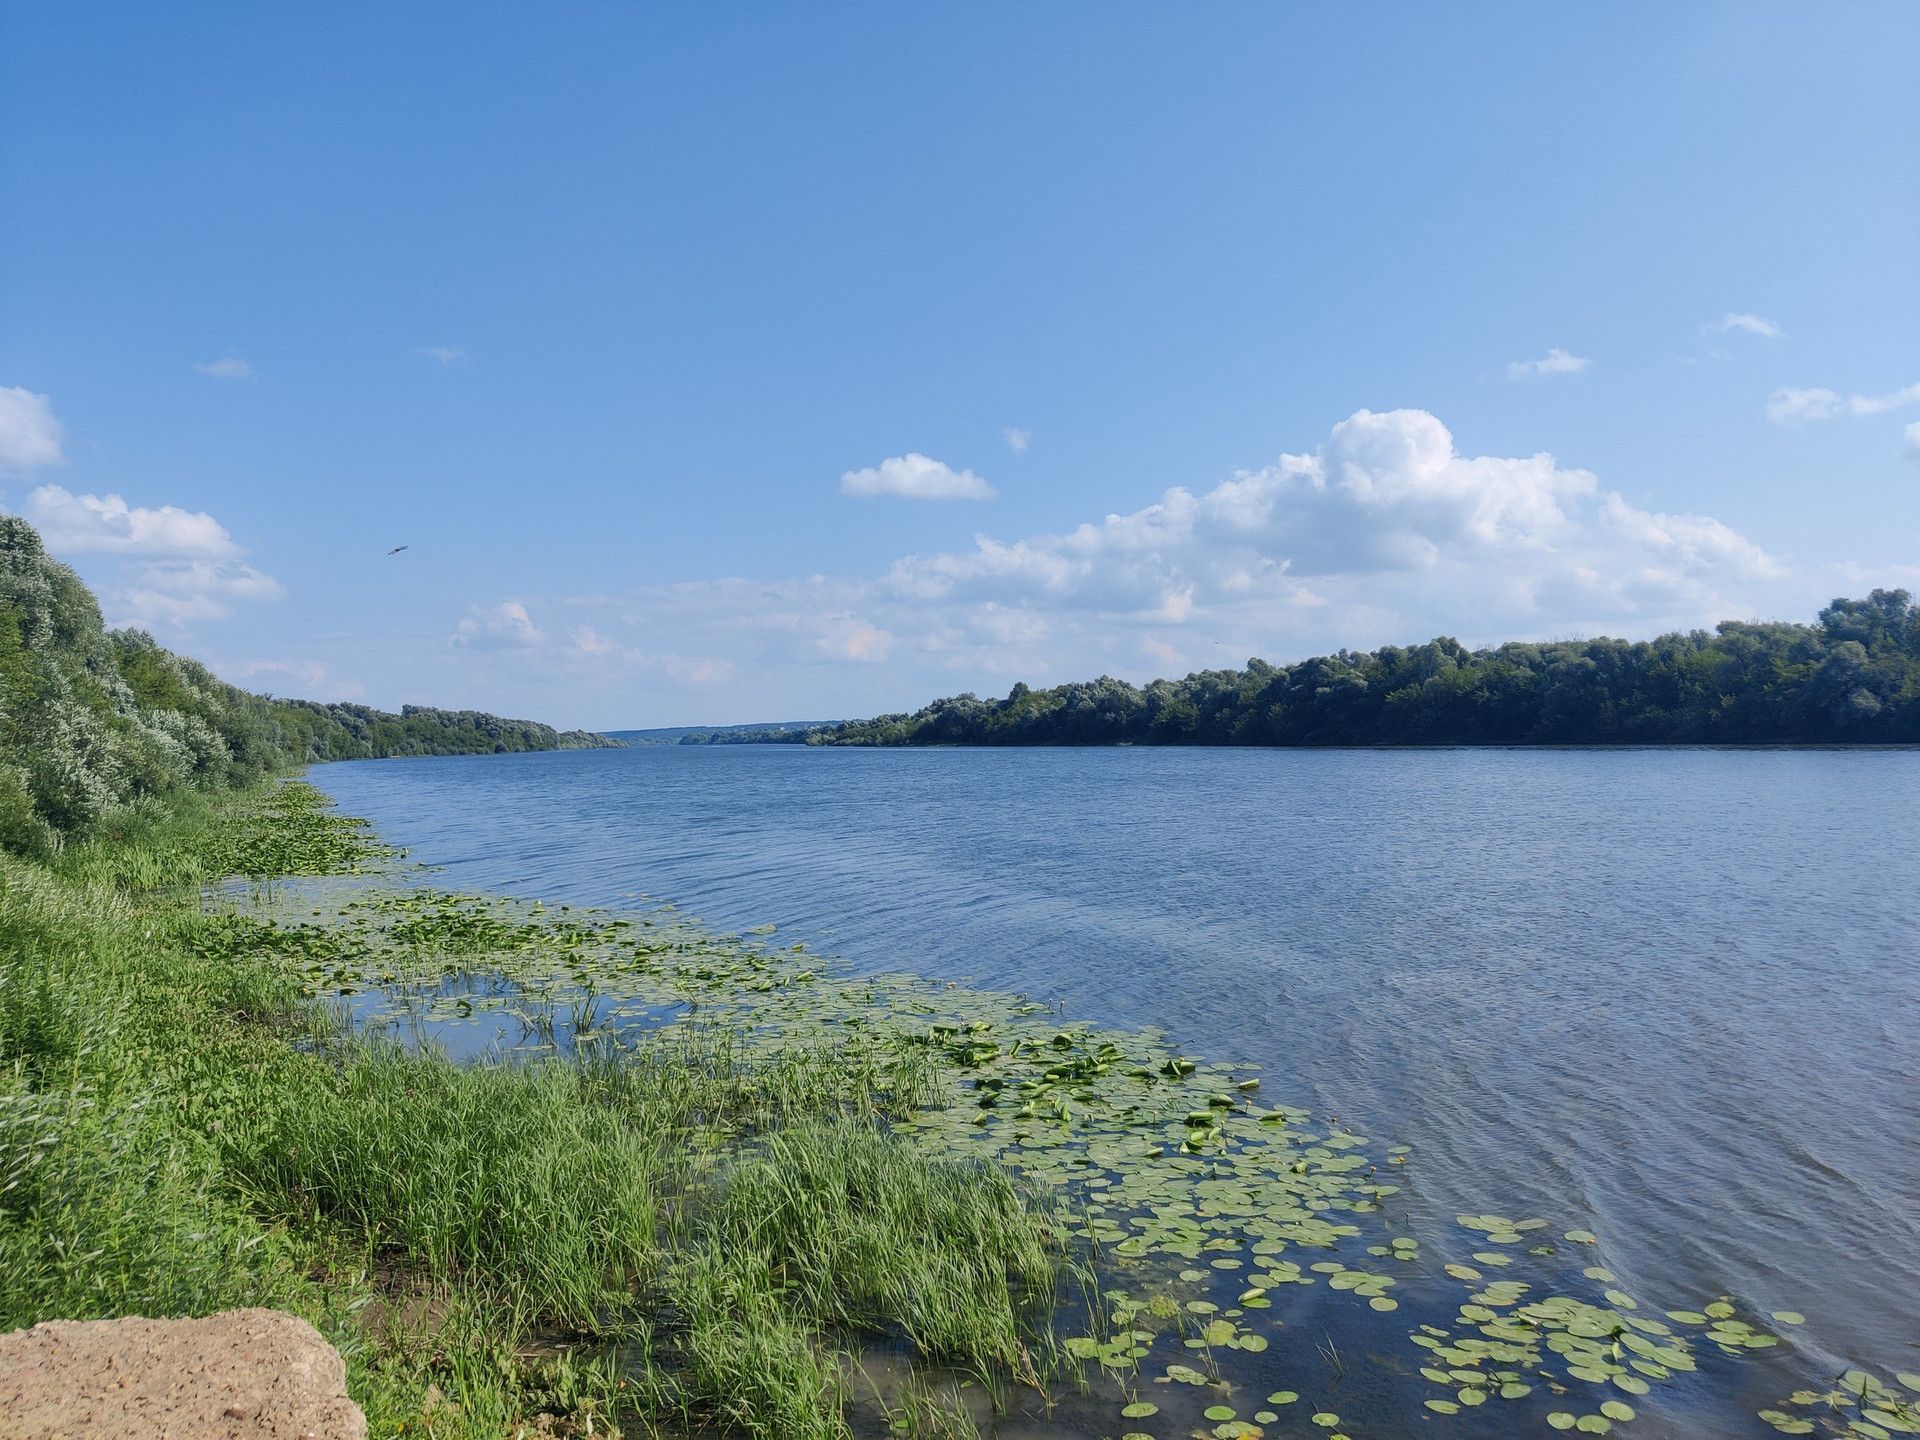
[1,515,616,854]
[789,591,1920,750]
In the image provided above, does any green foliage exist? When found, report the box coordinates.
[810,592,1920,747]
[0,514,617,854]
[0,784,1072,1438]
[697,1118,1063,1369]
[235,1049,663,1330]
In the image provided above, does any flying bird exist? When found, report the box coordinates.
[387,545,409,555]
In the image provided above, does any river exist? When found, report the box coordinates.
[307,743,1920,1393]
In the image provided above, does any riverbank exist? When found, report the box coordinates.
[0,783,1076,1439]
[4,780,1913,1439]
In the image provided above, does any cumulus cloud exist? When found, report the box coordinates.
[879,410,1778,637]
[113,561,285,629]
[453,600,546,650]
[1003,426,1030,454]
[23,484,239,557]
[504,408,1782,712]
[1507,348,1589,379]
[0,391,281,634]
[1768,381,1920,424]
[195,356,255,380]
[0,386,63,469]
[841,453,996,501]
[430,409,1796,720]
[1710,313,1782,339]
[419,345,469,366]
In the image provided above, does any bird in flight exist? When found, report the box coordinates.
[387,545,409,555]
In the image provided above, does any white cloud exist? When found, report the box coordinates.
[23,484,239,557]
[0,386,63,469]
[236,658,364,700]
[841,452,996,501]
[879,410,1779,635]
[1767,387,1843,422]
[138,559,283,601]
[1769,380,1920,424]
[1003,426,1030,455]
[195,356,255,380]
[1507,348,1589,379]
[113,561,285,629]
[0,392,281,635]
[453,599,546,650]
[419,409,1800,722]
[564,624,737,684]
[418,345,469,367]
[816,616,894,661]
[1838,384,1920,416]
[1710,313,1782,339]
[569,625,616,656]
[655,654,736,685]
[505,408,1787,714]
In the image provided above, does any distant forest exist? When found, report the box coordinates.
[1,515,616,854]
[604,721,835,745]
[785,591,1920,748]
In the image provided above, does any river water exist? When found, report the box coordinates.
[307,744,1919,1387]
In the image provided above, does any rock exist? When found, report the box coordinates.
[0,1308,366,1440]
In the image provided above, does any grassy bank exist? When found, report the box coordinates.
[0,783,1072,1439]
[7,782,1914,1440]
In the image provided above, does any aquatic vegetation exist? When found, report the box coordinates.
[211,791,1915,1438]
[6,779,1914,1439]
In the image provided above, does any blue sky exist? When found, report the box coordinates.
[2,3,1916,727]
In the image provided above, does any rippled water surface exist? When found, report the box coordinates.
[308,744,1919,1379]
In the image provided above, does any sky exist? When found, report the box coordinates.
[2,3,1917,729]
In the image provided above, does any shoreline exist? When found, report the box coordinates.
[2,780,1912,1439]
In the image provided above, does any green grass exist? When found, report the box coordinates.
[0,783,1073,1438]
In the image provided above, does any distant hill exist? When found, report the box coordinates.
[604,721,839,745]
